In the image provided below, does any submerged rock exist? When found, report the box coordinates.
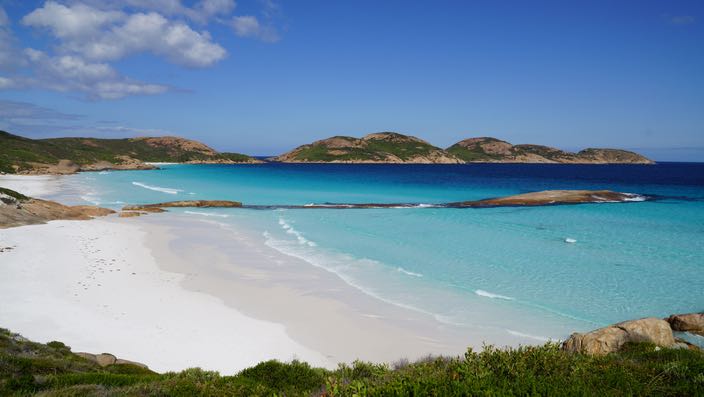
[123,200,242,211]
[562,317,675,355]
[449,190,646,208]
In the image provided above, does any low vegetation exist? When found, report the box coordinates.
[1,328,702,396]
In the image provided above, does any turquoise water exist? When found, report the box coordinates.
[62,163,704,341]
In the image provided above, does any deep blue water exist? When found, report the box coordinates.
[65,162,704,341]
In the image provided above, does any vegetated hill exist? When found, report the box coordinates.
[275,132,463,163]
[0,131,261,173]
[446,137,654,164]
[1,327,702,396]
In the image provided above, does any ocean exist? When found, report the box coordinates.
[56,162,704,341]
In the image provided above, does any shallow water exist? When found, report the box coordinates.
[59,163,704,340]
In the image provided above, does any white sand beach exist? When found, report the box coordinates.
[0,175,525,374]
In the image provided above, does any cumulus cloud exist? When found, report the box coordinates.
[22,2,124,39]
[1,1,282,99]
[22,2,226,67]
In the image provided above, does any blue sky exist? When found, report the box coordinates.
[0,1,702,160]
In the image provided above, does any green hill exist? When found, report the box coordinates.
[0,131,260,174]
[447,137,653,164]
[275,132,463,163]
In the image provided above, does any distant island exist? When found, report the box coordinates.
[0,130,653,174]
[277,132,653,164]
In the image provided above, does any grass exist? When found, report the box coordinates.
[1,327,702,396]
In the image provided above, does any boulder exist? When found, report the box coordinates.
[562,317,675,355]
[95,353,117,367]
[75,352,148,368]
[667,313,704,335]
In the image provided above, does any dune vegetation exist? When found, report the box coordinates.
[1,327,702,396]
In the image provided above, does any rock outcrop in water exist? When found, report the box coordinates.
[448,190,644,208]
[446,137,654,164]
[123,200,243,211]
[667,313,704,336]
[0,187,114,228]
[122,190,646,212]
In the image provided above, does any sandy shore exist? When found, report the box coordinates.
[0,175,528,373]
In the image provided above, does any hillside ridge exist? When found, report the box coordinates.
[0,131,261,174]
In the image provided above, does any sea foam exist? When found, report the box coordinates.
[475,289,514,300]
[397,267,423,277]
[132,182,183,195]
[184,211,230,218]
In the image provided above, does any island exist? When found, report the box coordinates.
[446,137,653,164]
[274,132,464,163]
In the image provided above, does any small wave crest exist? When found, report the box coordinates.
[80,194,101,205]
[475,289,514,300]
[278,217,316,247]
[132,182,183,195]
[397,267,423,277]
[622,193,647,202]
[184,211,229,218]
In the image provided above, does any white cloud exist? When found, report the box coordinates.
[22,1,124,39]
[23,3,226,67]
[231,15,279,42]
[25,49,168,99]
[3,1,281,99]
[231,15,259,36]
[118,0,236,23]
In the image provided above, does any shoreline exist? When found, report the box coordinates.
[0,174,533,372]
[0,174,566,373]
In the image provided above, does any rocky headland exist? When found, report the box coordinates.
[0,187,114,228]
[0,131,261,175]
